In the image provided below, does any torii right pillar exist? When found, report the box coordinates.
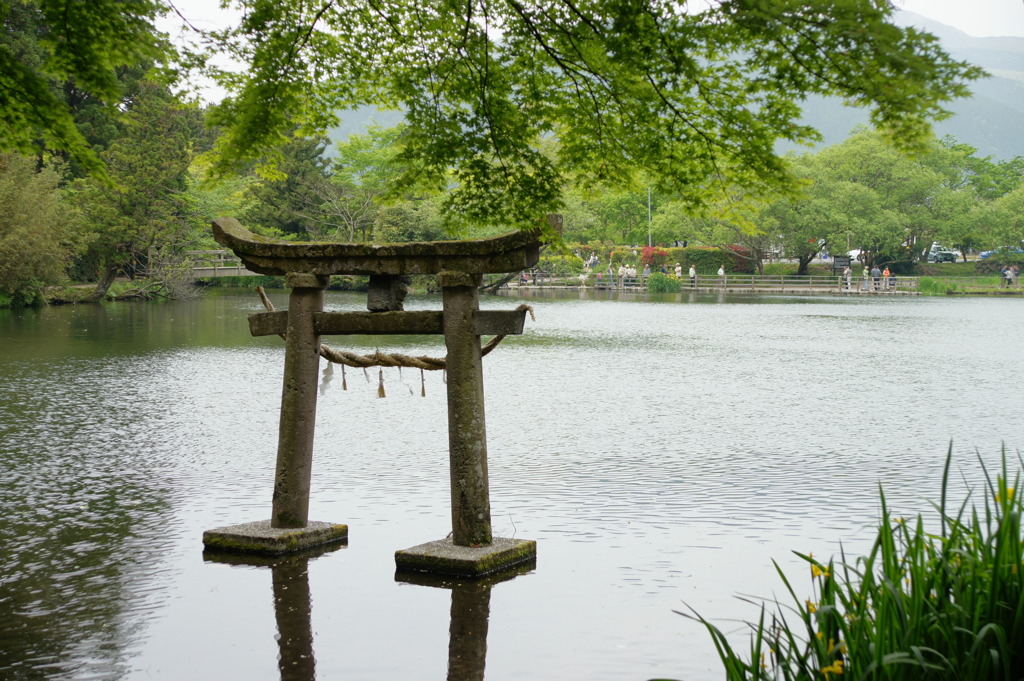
[395,270,536,577]
[441,271,492,546]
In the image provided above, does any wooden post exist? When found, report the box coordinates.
[272,273,328,528]
[438,271,492,546]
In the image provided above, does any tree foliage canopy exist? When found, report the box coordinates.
[0,0,988,238]
[204,0,983,232]
[0,0,169,181]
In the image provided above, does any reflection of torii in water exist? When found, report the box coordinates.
[204,543,531,681]
[203,217,551,576]
[396,565,534,681]
[204,544,335,681]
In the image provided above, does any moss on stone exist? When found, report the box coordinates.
[211,217,542,276]
[395,537,537,577]
[202,520,348,557]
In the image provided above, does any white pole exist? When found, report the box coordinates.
[647,187,652,248]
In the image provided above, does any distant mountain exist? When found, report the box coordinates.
[784,11,1024,159]
[327,11,1024,161]
[322,106,404,156]
[327,106,404,144]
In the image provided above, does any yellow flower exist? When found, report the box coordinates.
[812,564,830,579]
[806,600,818,614]
[821,659,844,678]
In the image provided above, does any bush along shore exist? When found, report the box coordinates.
[681,446,1024,681]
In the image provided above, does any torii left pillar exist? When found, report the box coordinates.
[203,273,348,554]
[273,273,328,528]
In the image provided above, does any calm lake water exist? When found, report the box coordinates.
[1,288,1022,681]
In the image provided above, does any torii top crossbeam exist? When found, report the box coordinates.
[212,217,542,277]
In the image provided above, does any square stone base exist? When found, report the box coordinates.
[203,519,348,556]
[395,536,536,577]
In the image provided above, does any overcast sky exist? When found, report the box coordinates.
[897,0,1024,37]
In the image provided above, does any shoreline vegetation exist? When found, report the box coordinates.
[20,261,1022,309]
[22,256,1015,307]
[678,447,1024,681]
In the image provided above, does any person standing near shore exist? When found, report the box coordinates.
[870,264,882,290]
[717,265,726,287]
[689,265,696,288]
[843,266,852,290]
[674,262,682,279]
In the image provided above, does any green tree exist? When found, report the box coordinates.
[0,153,82,304]
[984,185,1024,254]
[649,201,700,248]
[187,154,257,239]
[372,198,449,243]
[72,86,202,299]
[242,134,331,238]
[557,191,601,244]
[768,146,903,273]
[203,0,982,234]
[669,194,775,273]
[937,138,1024,201]
[592,191,649,245]
[773,130,967,270]
[927,140,1023,259]
[0,0,169,180]
[316,124,414,241]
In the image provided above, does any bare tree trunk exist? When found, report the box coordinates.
[87,264,119,302]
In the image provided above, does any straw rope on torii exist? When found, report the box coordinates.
[255,286,535,371]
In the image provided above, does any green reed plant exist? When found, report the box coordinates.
[917,277,960,295]
[683,447,1024,680]
[647,272,681,293]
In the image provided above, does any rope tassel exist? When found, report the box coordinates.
[342,364,347,391]
[421,369,426,397]
[377,368,386,398]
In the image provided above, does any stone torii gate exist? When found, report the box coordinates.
[202,217,544,576]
